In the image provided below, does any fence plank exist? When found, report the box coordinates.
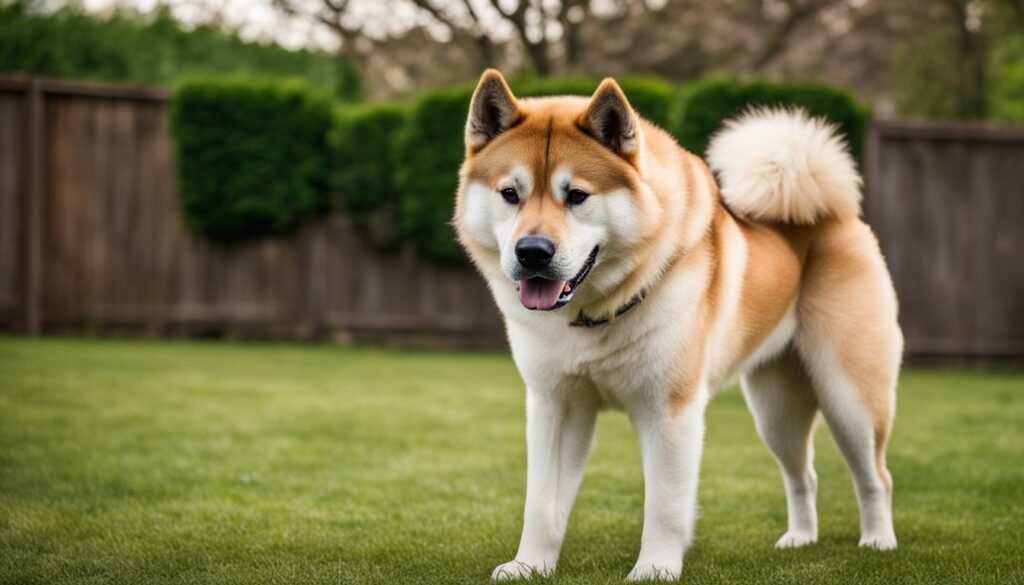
[0,91,24,324]
[24,80,45,334]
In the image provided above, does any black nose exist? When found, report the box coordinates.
[515,236,556,270]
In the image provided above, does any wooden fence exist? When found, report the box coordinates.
[865,121,1024,358]
[0,76,503,348]
[0,76,1021,356]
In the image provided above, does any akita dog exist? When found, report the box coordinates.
[454,70,901,581]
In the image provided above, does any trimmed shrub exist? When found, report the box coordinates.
[393,77,677,262]
[392,85,474,262]
[331,102,408,249]
[671,78,870,160]
[172,79,332,241]
[172,75,868,261]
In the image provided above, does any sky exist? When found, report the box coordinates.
[75,0,348,50]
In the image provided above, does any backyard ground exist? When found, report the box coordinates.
[0,336,1022,584]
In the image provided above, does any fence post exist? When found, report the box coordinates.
[23,79,44,335]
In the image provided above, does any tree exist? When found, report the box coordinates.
[270,0,856,89]
[0,1,352,97]
[889,0,1023,120]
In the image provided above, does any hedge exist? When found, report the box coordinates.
[172,78,332,241]
[174,76,869,261]
[391,85,473,262]
[393,77,677,262]
[331,102,408,249]
[671,78,870,160]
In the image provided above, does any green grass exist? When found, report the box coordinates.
[1,337,1022,584]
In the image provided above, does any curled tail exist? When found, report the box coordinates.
[706,107,862,224]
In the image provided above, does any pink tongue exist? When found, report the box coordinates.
[519,277,566,310]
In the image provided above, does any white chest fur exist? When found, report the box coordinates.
[495,263,709,411]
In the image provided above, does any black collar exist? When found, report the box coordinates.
[569,290,647,328]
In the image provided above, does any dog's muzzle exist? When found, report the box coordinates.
[517,246,598,311]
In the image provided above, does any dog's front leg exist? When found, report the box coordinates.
[492,386,597,581]
[626,393,708,582]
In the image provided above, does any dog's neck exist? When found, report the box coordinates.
[571,148,719,327]
[569,289,648,328]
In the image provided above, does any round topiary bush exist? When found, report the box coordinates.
[391,85,475,263]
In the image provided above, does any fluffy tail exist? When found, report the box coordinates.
[705,107,862,224]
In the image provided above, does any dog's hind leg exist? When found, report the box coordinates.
[741,349,820,548]
[797,342,898,550]
[795,220,901,551]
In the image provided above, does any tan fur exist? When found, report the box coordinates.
[795,219,902,492]
[729,221,811,364]
[666,205,729,415]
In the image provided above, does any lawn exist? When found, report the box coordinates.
[0,337,1022,585]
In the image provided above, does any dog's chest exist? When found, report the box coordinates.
[566,338,649,409]
[508,309,685,410]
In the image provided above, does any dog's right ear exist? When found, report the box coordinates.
[466,69,520,153]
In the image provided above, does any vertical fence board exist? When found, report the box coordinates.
[24,81,45,333]
[0,92,24,324]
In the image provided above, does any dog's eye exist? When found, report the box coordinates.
[499,187,519,204]
[566,188,589,206]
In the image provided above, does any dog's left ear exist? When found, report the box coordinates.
[579,78,641,159]
[466,69,520,153]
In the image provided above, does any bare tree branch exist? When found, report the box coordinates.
[458,0,499,66]
[409,0,460,29]
[559,0,588,69]
[407,0,497,67]
[485,0,552,74]
[460,0,485,24]
[750,0,834,70]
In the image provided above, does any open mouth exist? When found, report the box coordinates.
[518,246,599,311]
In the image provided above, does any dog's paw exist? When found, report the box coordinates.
[491,560,552,581]
[625,562,680,582]
[859,533,897,551]
[775,531,817,549]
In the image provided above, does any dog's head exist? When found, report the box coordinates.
[455,70,665,313]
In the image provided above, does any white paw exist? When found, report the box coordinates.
[625,562,681,582]
[775,531,817,549]
[859,533,897,551]
[491,560,552,581]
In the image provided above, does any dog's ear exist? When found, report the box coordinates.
[466,69,520,152]
[579,78,640,158]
